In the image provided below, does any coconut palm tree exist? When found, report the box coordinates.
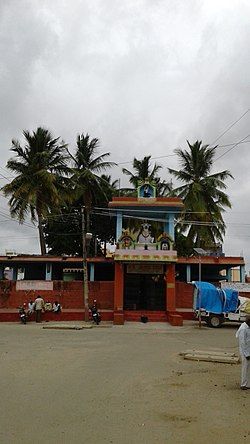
[2,127,69,254]
[168,140,233,248]
[68,133,116,231]
[122,155,172,196]
[99,174,119,201]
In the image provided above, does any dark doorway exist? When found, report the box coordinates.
[124,273,165,311]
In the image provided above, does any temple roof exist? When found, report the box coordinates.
[109,196,184,208]
[108,197,184,220]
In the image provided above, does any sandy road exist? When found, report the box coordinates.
[0,321,249,444]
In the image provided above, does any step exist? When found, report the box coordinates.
[124,311,168,322]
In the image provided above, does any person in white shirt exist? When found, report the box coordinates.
[52,301,61,313]
[28,300,34,315]
[236,315,250,390]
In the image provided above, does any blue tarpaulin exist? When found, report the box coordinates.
[222,288,238,312]
[193,281,239,314]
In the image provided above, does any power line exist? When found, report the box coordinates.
[0,235,38,239]
[0,209,37,230]
[92,209,221,226]
[94,206,220,215]
[0,165,15,179]
[211,109,250,144]
[214,134,250,162]
[115,139,250,166]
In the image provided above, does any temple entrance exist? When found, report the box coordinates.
[124,265,165,311]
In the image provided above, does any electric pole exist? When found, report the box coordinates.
[82,206,89,322]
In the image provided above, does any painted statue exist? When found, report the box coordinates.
[137,223,154,244]
[118,229,135,249]
[157,232,173,250]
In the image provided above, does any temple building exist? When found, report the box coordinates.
[109,180,184,325]
[0,181,247,324]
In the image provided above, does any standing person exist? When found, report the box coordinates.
[236,315,250,390]
[33,295,45,323]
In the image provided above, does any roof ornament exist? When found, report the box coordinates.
[137,179,156,199]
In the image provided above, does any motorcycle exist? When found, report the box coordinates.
[18,306,27,324]
[89,303,101,325]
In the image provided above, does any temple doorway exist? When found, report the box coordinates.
[124,265,165,311]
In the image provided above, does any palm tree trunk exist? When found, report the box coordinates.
[83,189,93,233]
[38,214,46,255]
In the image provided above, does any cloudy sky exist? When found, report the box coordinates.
[0,0,250,271]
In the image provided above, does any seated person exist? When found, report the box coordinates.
[28,300,35,315]
[44,301,53,311]
[53,301,62,313]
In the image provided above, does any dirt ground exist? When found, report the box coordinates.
[0,320,249,444]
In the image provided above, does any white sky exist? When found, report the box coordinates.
[0,0,250,271]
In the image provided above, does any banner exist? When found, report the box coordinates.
[126,264,164,274]
[16,281,53,291]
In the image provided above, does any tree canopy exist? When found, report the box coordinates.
[3,130,233,257]
[168,140,233,249]
[1,127,69,254]
[122,155,172,196]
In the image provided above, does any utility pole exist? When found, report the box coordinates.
[198,255,202,328]
[81,206,89,322]
[194,248,206,329]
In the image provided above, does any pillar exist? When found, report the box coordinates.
[227,267,232,282]
[90,263,95,282]
[240,265,246,283]
[165,263,183,326]
[166,263,176,312]
[0,266,4,280]
[113,262,124,324]
[186,264,191,283]
[164,215,169,233]
[12,267,17,281]
[116,212,123,242]
[168,213,175,240]
[45,263,52,281]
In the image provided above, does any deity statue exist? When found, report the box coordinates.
[137,223,154,244]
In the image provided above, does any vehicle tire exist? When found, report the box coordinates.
[207,315,223,328]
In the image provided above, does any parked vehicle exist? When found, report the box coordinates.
[89,301,101,325]
[18,306,27,324]
[193,281,249,328]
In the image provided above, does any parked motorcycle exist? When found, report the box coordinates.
[18,306,27,324]
[89,301,101,325]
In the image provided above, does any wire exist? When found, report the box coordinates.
[115,140,250,166]
[0,235,38,239]
[92,209,221,226]
[0,166,15,179]
[211,109,250,144]
[117,153,177,166]
[94,206,209,215]
[214,134,250,162]
[0,209,37,229]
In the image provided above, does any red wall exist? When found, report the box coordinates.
[0,281,114,309]
[175,281,250,310]
[176,282,194,308]
[0,279,249,312]
[0,280,193,311]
